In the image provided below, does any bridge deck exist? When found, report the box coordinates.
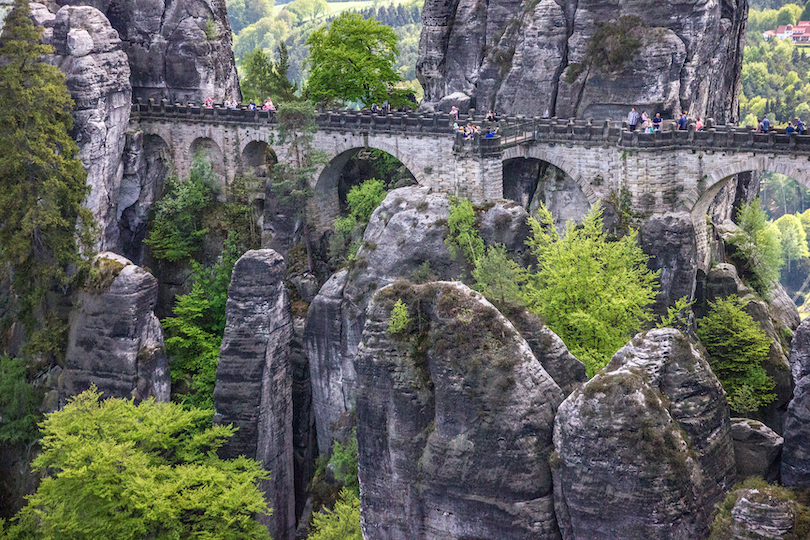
[130,100,810,158]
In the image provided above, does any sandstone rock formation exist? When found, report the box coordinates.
[39,3,131,251]
[212,249,295,540]
[45,0,239,103]
[731,418,783,483]
[304,186,543,453]
[357,281,564,539]
[703,263,796,434]
[782,316,810,487]
[553,328,735,540]
[725,488,800,540]
[418,0,745,122]
[639,212,697,317]
[118,131,169,264]
[61,252,169,402]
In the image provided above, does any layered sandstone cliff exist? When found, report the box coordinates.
[418,0,746,122]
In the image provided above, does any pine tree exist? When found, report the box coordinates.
[0,0,95,355]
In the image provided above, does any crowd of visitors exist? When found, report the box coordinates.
[629,107,807,135]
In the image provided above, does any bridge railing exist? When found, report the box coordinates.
[130,99,457,135]
[130,100,810,156]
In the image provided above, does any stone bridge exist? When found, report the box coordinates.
[130,100,810,269]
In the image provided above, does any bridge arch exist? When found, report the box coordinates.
[240,140,278,178]
[190,137,226,197]
[313,142,421,228]
[690,158,810,272]
[502,145,599,206]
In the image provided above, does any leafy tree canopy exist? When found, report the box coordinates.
[524,203,659,376]
[305,12,410,108]
[144,155,215,263]
[774,213,809,272]
[0,0,95,354]
[240,43,298,103]
[2,388,270,540]
[696,296,776,414]
[730,199,784,295]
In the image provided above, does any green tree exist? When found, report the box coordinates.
[144,154,215,262]
[306,432,361,540]
[472,244,527,308]
[696,296,777,414]
[346,178,386,223]
[778,4,799,26]
[731,199,784,295]
[162,232,243,409]
[802,0,810,23]
[0,0,95,355]
[305,12,409,108]
[271,100,324,271]
[524,203,659,376]
[775,213,809,272]
[307,489,362,540]
[240,43,298,103]
[3,388,271,540]
[0,357,40,445]
[445,198,485,266]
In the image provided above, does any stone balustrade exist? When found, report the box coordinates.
[132,99,810,157]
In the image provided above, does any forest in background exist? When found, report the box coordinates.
[227,0,423,100]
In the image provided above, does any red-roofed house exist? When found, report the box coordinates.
[773,21,810,43]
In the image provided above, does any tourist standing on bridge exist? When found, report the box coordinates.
[248,99,257,110]
[652,112,662,131]
[695,117,703,131]
[628,108,640,131]
[263,98,275,112]
[204,96,213,108]
[797,117,805,134]
[371,103,379,113]
[762,115,770,132]
[451,106,459,121]
[787,122,796,135]
[757,118,765,132]
[678,112,688,130]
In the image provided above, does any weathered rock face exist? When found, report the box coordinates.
[46,0,239,103]
[703,263,796,434]
[418,0,745,122]
[357,281,564,539]
[727,488,798,540]
[502,158,591,234]
[553,329,735,540]
[61,252,169,402]
[39,4,131,251]
[304,186,533,453]
[118,131,169,264]
[782,316,810,487]
[503,307,586,396]
[639,212,697,317]
[212,249,295,540]
[731,418,782,483]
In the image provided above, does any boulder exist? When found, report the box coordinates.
[43,4,131,251]
[553,329,735,540]
[418,0,745,123]
[357,281,564,539]
[46,0,239,103]
[782,316,810,487]
[731,418,783,483]
[61,252,169,402]
[305,186,534,453]
[724,488,799,540]
[212,249,295,540]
